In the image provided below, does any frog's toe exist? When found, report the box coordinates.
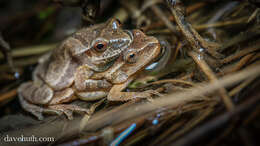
[48,104,90,120]
[63,110,73,120]
[42,108,63,116]
[144,89,163,97]
[31,110,44,120]
[19,94,45,120]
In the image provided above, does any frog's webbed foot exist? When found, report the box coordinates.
[142,89,164,102]
[19,94,88,120]
[143,89,164,97]
[48,104,90,120]
[18,95,62,120]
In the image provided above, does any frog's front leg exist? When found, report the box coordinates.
[74,66,112,101]
[107,76,160,101]
[74,65,112,91]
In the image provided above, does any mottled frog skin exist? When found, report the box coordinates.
[86,29,161,101]
[18,20,160,120]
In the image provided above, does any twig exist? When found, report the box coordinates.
[247,8,259,23]
[162,105,215,145]
[82,64,260,132]
[189,51,235,111]
[151,119,186,145]
[170,91,260,146]
[224,53,255,74]
[218,26,260,52]
[0,88,17,103]
[150,5,178,35]
[166,1,222,59]
[0,43,56,60]
[0,33,16,73]
[194,17,248,31]
[207,122,236,146]
[143,2,206,31]
[150,79,195,86]
[221,41,260,64]
[229,77,256,97]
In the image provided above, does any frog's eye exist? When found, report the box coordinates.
[94,41,107,52]
[125,51,137,64]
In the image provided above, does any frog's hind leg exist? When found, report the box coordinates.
[48,88,91,120]
[18,94,62,120]
[48,104,90,120]
[19,81,53,105]
[18,82,61,120]
[49,88,76,104]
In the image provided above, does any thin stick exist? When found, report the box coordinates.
[3,65,260,145]
[150,5,178,35]
[84,64,260,131]
[189,51,235,110]
[0,88,17,103]
[170,93,260,146]
[162,106,215,145]
[150,79,195,86]
[229,77,256,97]
[0,43,56,60]
[224,53,255,74]
[143,2,206,31]
[221,41,260,64]
[168,3,222,59]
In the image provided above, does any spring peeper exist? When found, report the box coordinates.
[18,19,133,120]
[18,25,160,120]
[78,29,161,101]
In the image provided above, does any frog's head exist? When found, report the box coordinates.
[103,29,161,83]
[71,18,133,71]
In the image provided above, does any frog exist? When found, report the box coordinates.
[18,18,133,120]
[76,29,161,102]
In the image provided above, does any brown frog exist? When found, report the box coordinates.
[77,29,161,101]
[18,19,133,120]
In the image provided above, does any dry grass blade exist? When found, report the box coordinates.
[1,1,259,146]
[189,51,235,110]
[1,62,260,146]
[0,44,56,60]
[82,64,260,131]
